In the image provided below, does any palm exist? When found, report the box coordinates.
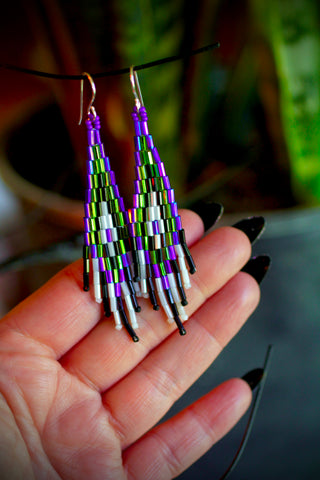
[0,210,259,480]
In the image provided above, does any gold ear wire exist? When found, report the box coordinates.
[78,72,97,125]
[130,66,144,110]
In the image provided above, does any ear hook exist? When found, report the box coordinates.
[130,66,144,110]
[78,72,97,125]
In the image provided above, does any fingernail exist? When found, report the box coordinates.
[241,255,271,284]
[194,202,224,231]
[242,368,264,391]
[233,216,265,245]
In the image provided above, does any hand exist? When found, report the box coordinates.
[0,210,260,480]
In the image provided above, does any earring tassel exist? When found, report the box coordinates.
[83,112,140,341]
[128,105,196,334]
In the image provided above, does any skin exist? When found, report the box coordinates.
[0,209,260,480]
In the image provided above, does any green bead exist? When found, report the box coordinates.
[159,262,166,277]
[140,135,148,150]
[113,269,119,283]
[143,236,149,250]
[116,255,123,270]
[166,231,173,245]
[89,203,97,217]
[150,250,157,264]
[135,222,142,236]
[136,208,144,222]
[97,244,104,257]
[118,239,126,254]
[138,194,146,208]
[140,151,149,166]
[91,144,103,160]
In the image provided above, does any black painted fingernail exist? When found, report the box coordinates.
[241,255,271,284]
[233,216,265,245]
[242,368,264,391]
[193,201,224,231]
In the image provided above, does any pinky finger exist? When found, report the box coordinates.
[123,378,252,480]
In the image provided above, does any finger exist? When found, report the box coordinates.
[123,378,252,480]
[102,272,259,448]
[60,225,251,391]
[0,210,204,359]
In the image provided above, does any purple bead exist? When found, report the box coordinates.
[104,157,111,171]
[113,185,119,198]
[168,189,175,203]
[87,146,95,160]
[123,211,129,224]
[169,245,176,259]
[85,117,92,128]
[91,244,98,258]
[146,135,154,149]
[84,217,90,232]
[119,198,125,212]
[153,221,159,235]
[163,176,171,189]
[87,162,94,175]
[106,270,113,283]
[119,270,125,283]
[128,224,135,236]
[134,136,141,151]
[132,111,141,135]
[141,121,149,135]
[84,232,90,246]
[144,250,151,263]
[139,107,149,132]
[171,202,178,217]
[134,151,142,166]
[134,166,141,180]
[136,237,143,249]
[152,147,161,164]
[161,275,170,290]
[110,171,116,185]
[84,204,90,217]
[157,161,166,177]
[134,180,140,193]
[85,190,91,203]
[176,216,182,230]
[173,231,179,245]
[122,253,129,267]
[99,257,105,271]
[133,195,139,208]
[115,283,121,297]
[153,264,161,278]
[165,259,172,273]
[107,230,112,242]
[99,143,105,157]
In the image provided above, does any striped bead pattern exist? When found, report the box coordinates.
[128,105,196,335]
[83,113,140,342]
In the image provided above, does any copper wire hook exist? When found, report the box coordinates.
[78,72,96,125]
[130,66,144,110]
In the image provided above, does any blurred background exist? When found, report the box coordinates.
[0,0,319,478]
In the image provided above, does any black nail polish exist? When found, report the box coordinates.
[233,216,265,245]
[241,255,271,284]
[193,201,224,231]
[242,368,264,391]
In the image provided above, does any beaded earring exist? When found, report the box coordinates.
[127,67,196,336]
[80,73,141,342]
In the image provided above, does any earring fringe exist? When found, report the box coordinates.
[83,112,140,342]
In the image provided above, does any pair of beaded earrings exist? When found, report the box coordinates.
[81,69,196,342]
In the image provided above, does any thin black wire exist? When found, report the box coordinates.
[218,344,274,480]
[0,42,220,80]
